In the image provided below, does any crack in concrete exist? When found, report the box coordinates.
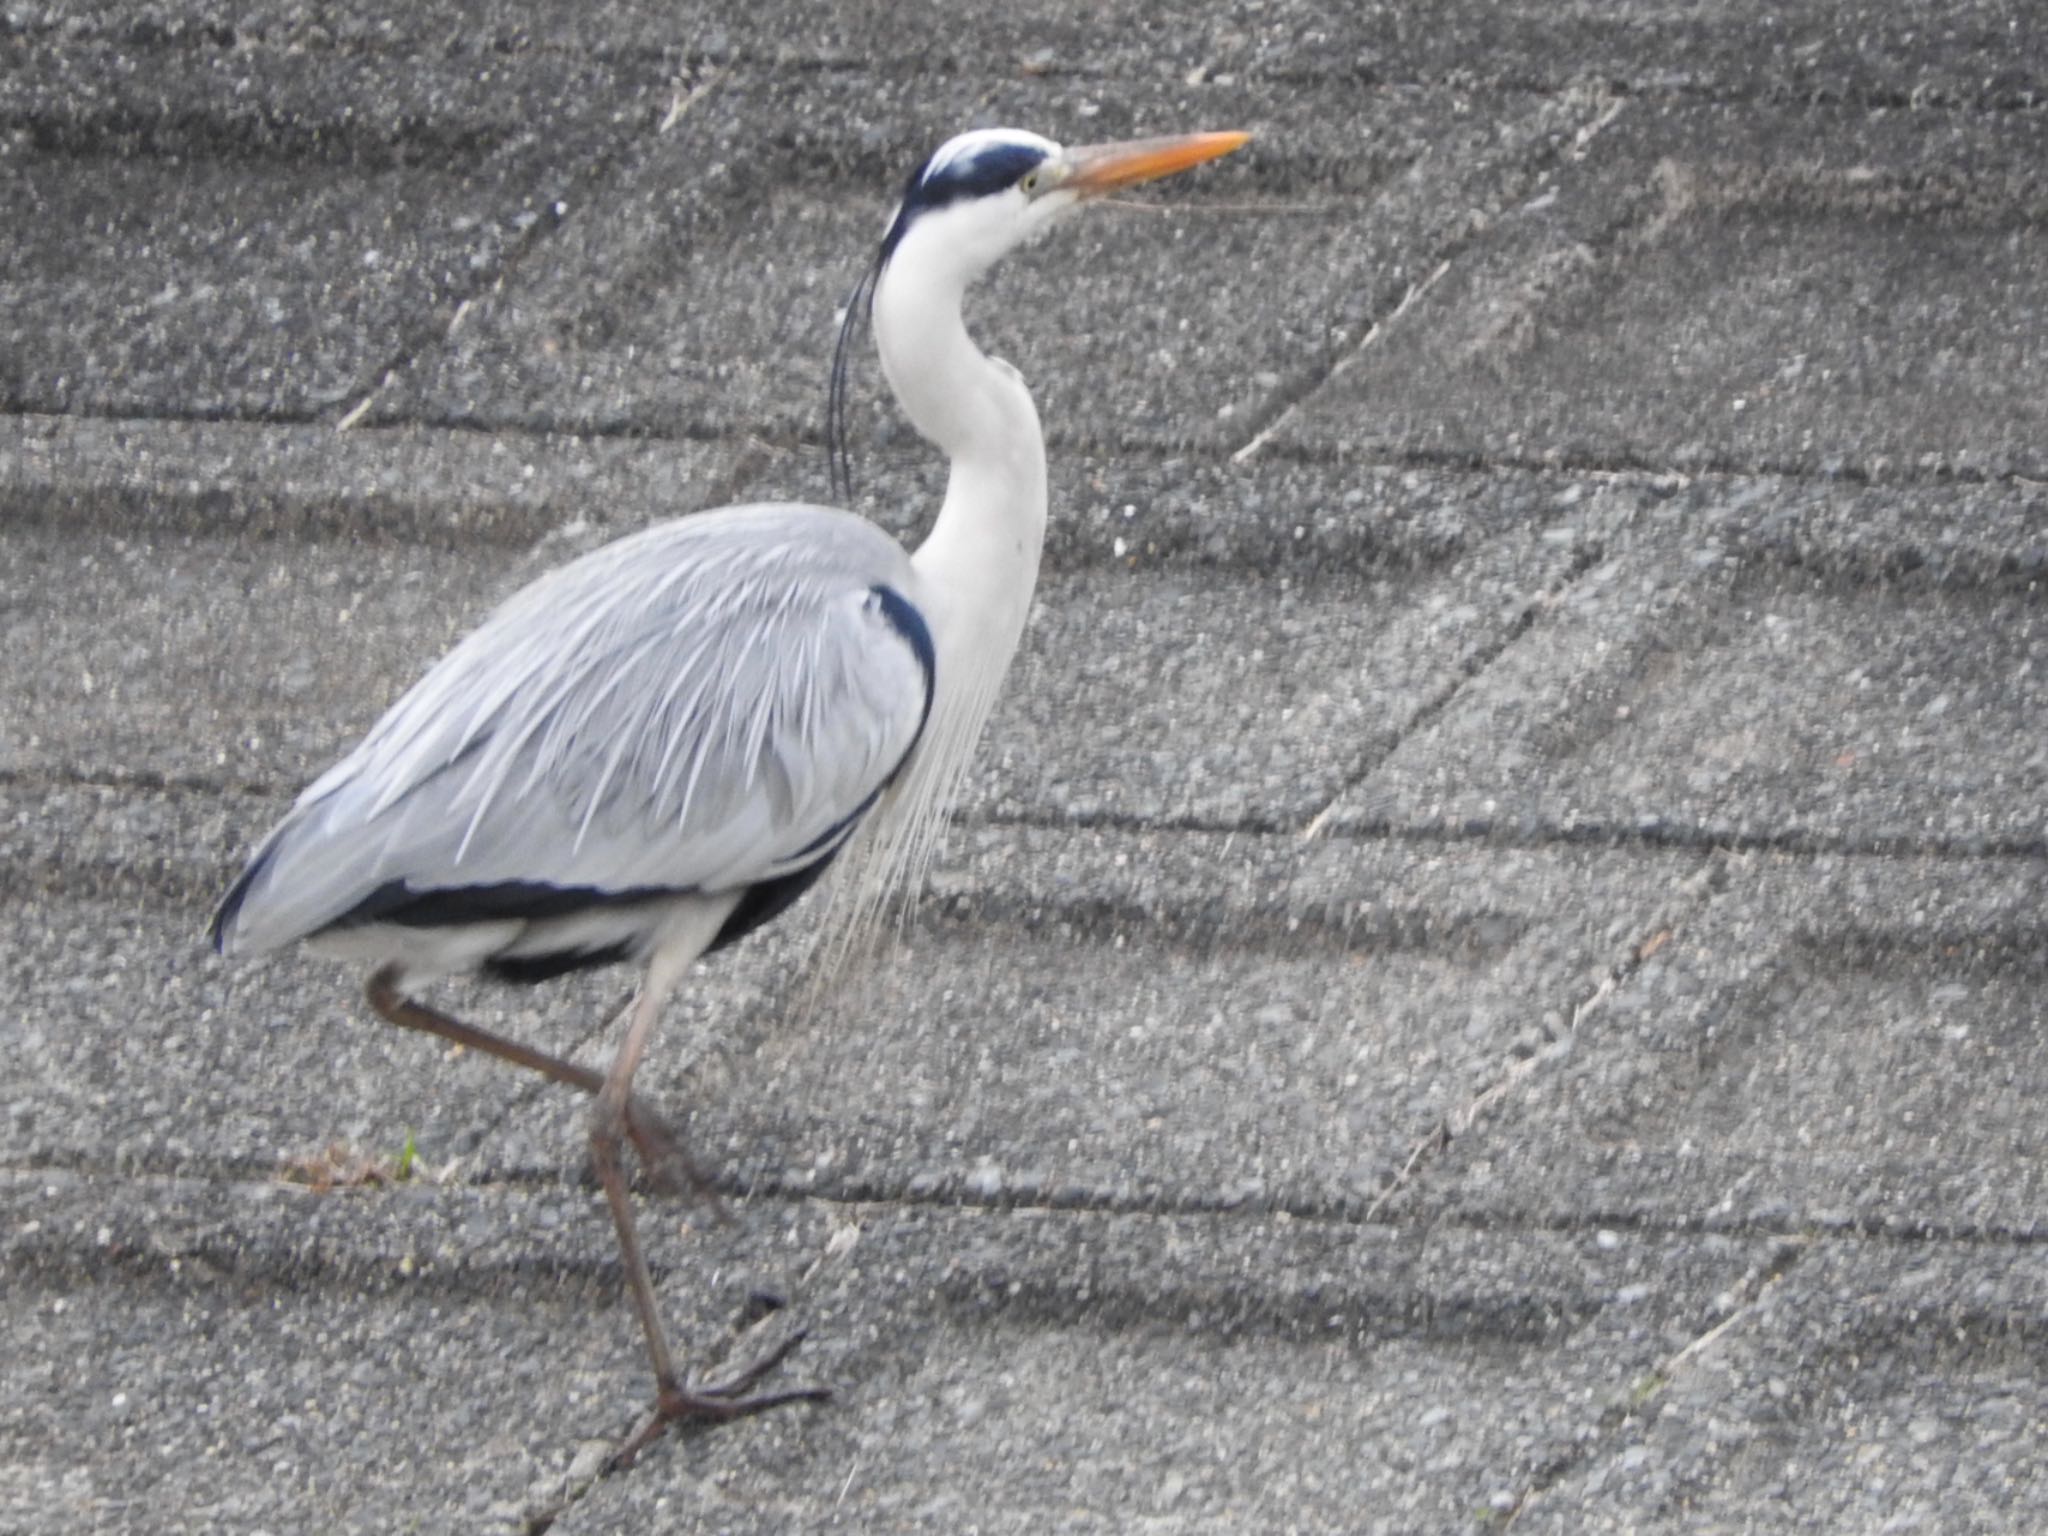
[1229,253,1455,467]
[1498,1235,1813,1528]
[1299,539,1610,841]
[17,1155,2048,1247]
[328,66,732,437]
[14,398,2041,500]
[1225,88,1626,466]
[1361,851,1720,1222]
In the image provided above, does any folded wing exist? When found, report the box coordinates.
[213,504,933,959]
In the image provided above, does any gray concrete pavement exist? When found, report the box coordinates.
[3,3,2045,1532]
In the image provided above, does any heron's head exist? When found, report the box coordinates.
[877,127,1249,287]
[828,126,1247,498]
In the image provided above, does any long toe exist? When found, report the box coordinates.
[661,1378,834,1420]
[689,1327,829,1403]
[606,1334,831,1472]
[664,1328,832,1419]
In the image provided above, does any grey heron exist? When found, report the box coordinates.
[211,125,1247,1464]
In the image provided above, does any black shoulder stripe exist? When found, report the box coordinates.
[870,582,936,738]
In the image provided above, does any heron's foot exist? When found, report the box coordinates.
[607,1331,832,1472]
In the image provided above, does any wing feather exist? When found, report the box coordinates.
[217,504,931,956]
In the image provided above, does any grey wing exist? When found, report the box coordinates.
[216,504,931,954]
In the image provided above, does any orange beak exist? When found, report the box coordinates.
[1056,130,1251,197]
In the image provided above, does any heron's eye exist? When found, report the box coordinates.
[1019,169,1041,193]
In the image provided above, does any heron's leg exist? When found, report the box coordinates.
[592,951,828,1472]
[363,964,723,1207]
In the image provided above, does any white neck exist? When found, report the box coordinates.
[873,241,1049,691]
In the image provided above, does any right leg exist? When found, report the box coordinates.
[587,944,829,1472]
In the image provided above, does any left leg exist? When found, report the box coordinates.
[365,964,722,1203]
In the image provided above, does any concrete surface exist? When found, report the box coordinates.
[2,2,2044,1532]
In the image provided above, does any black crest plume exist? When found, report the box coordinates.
[826,254,882,504]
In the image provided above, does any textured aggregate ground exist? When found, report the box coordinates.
[2,2,2045,1531]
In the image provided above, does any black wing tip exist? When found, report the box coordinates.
[208,855,265,954]
[331,879,682,932]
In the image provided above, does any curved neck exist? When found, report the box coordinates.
[873,253,1040,473]
[872,248,1048,655]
